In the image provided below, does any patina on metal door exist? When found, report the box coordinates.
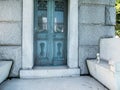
[34,0,67,66]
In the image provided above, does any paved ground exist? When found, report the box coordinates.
[0,76,108,90]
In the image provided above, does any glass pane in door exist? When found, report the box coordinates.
[37,0,47,32]
[54,0,64,33]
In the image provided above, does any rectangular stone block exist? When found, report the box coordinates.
[79,0,115,6]
[79,25,115,46]
[0,46,22,77]
[0,22,21,45]
[105,6,116,25]
[100,38,120,62]
[79,45,99,74]
[0,0,22,21]
[20,68,80,78]
[109,0,116,6]
[79,5,105,24]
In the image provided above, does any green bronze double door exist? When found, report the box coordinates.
[34,0,67,66]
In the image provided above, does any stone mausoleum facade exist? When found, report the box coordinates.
[0,0,116,78]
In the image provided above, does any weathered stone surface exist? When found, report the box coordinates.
[0,46,21,77]
[79,5,105,24]
[79,45,99,74]
[22,0,34,69]
[20,68,80,78]
[67,0,78,68]
[105,6,116,25]
[0,0,22,21]
[109,0,116,6]
[116,72,120,90]
[0,77,107,90]
[79,0,115,6]
[79,25,115,46]
[0,61,12,84]
[0,22,21,45]
[87,60,119,90]
[100,38,120,62]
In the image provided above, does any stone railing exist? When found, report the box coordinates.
[87,38,120,90]
[0,60,12,84]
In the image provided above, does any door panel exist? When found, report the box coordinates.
[35,40,49,66]
[34,0,67,66]
[53,40,66,65]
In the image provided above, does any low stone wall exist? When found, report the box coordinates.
[0,61,12,84]
[87,60,119,90]
[87,38,120,90]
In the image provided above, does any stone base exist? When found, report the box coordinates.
[20,66,80,78]
[87,59,118,90]
[0,61,12,84]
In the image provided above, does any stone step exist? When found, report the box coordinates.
[20,66,80,78]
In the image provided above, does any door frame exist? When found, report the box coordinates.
[22,0,78,69]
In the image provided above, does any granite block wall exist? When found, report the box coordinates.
[0,0,22,77]
[78,0,115,74]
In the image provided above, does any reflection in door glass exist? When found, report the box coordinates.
[54,0,64,33]
[38,0,47,32]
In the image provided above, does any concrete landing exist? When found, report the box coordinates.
[0,76,108,90]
